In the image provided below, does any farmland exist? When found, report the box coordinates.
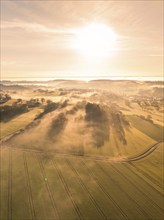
[0,108,42,139]
[0,143,163,220]
[0,79,164,220]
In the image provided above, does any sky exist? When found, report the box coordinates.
[1,0,163,79]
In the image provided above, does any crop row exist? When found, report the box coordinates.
[8,149,12,220]
[23,152,36,220]
[110,164,163,213]
[1,148,163,220]
[130,163,163,189]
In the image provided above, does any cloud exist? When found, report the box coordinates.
[1,20,76,35]
[1,0,163,78]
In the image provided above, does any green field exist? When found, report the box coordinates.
[0,145,163,220]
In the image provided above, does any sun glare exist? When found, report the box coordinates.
[73,23,117,58]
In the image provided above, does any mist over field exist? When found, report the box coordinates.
[0,79,163,220]
[1,79,163,155]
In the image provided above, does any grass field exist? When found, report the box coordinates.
[0,99,18,107]
[0,108,42,139]
[121,103,164,127]
[6,116,158,160]
[82,127,156,159]
[127,115,163,142]
[0,146,163,220]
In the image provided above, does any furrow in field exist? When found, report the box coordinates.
[36,154,60,220]
[42,158,78,220]
[10,149,31,219]
[130,163,162,188]
[26,153,57,219]
[8,148,12,220]
[23,152,36,220]
[112,163,164,219]
[52,159,83,220]
[134,163,163,185]
[69,159,130,220]
[0,148,9,220]
[110,164,164,214]
[80,160,128,220]
[90,160,151,219]
[125,163,163,196]
[66,158,108,220]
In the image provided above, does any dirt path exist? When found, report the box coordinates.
[123,142,163,162]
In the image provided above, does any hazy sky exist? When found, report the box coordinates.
[1,0,163,79]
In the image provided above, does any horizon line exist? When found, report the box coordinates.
[1,76,163,82]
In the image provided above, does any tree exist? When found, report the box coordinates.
[41,98,45,103]
[0,103,28,121]
[46,99,52,104]
[5,94,11,100]
[17,98,22,103]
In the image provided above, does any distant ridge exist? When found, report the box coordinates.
[1,76,163,82]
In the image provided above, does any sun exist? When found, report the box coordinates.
[73,23,117,58]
